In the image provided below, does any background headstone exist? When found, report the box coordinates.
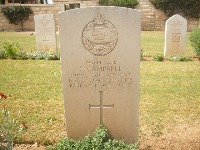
[164,14,187,57]
[59,7,140,143]
[34,14,57,52]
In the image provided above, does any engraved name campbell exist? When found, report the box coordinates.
[68,60,134,88]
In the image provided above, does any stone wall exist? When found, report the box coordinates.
[137,0,200,31]
[0,4,60,31]
[136,0,167,31]
[53,0,99,11]
[0,0,199,31]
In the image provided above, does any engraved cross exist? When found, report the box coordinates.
[43,35,49,49]
[89,91,114,124]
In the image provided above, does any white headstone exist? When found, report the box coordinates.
[59,7,140,143]
[34,14,57,52]
[164,14,187,57]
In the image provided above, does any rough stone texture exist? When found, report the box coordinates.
[164,14,187,57]
[34,14,57,51]
[0,4,60,31]
[59,7,140,143]
[0,0,199,31]
[136,0,199,31]
[137,0,168,31]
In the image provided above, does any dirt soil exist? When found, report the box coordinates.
[13,143,46,150]
[139,122,200,150]
[11,122,200,150]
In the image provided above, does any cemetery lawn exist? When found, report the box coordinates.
[0,32,36,52]
[141,31,194,56]
[0,31,194,56]
[0,32,200,149]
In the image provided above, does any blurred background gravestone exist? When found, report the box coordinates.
[164,14,187,57]
[34,14,57,52]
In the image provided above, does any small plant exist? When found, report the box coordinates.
[47,124,138,150]
[140,49,144,61]
[172,56,192,62]
[0,93,27,150]
[140,49,149,61]
[46,51,59,60]
[153,54,164,61]
[2,41,21,59]
[17,50,29,60]
[0,49,6,59]
[28,51,59,60]
[1,6,33,31]
[178,56,192,61]
[28,52,44,60]
[190,27,200,56]
[99,0,138,8]
[0,42,60,60]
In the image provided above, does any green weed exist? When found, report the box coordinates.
[171,56,192,62]
[0,94,28,149]
[47,125,138,150]
[190,27,200,56]
[153,54,164,61]
[0,41,59,60]
[3,41,21,59]
[0,49,6,59]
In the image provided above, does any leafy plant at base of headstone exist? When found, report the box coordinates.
[17,50,29,60]
[28,51,60,60]
[190,27,200,57]
[2,41,21,59]
[0,41,60,60]
[153,54,164,61]
[140,49,149,61]
[172,56,192,62]
[99,0,138,8]
[46,50,59,60]
[149,0,200,18]
[140,49,144,61]
[47,124,138,150]
[0,49,6,59]
[1,6,33,31]
[28,51,46,60]
[0,94,28,150]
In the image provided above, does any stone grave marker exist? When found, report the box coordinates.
[59,7,140,143]
[164,14,187,57]
[34,14,57,51]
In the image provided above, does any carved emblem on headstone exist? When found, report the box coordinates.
[172,33,181,42]
[40,16,50,27]
[82,14,118,56]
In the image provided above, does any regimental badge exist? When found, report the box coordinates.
[82,14,118,56]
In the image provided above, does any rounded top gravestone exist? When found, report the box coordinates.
[59,6,141,143]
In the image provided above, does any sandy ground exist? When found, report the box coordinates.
[139,124,200,150]
[11,122,200,150]
[3,32,200,150]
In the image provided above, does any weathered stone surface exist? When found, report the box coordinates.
[164,14,187,57]
[59,7,141,143]
[34,14,57,51]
